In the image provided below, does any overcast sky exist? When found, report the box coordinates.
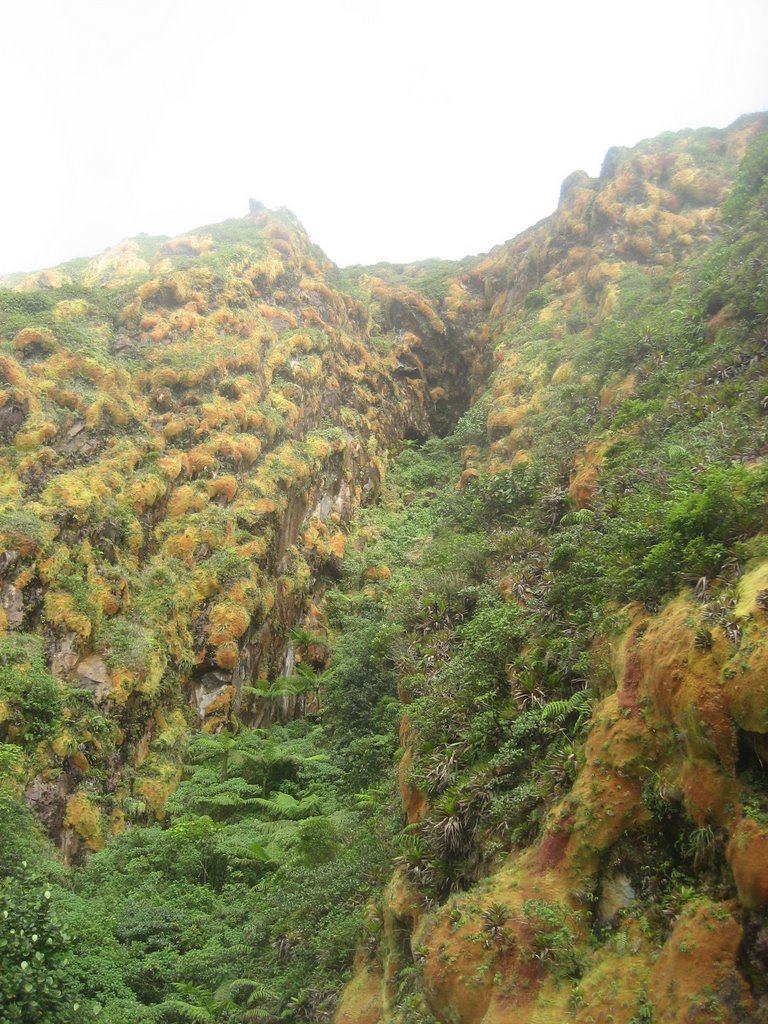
[1,0,767,275]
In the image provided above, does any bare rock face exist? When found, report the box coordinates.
[74,655,113,701]
[24,775,73,845]
[0,549,19,576]
[49,631,81,679]
[1,583,23,629]
[192,670,233,719]
[598,873,636,924]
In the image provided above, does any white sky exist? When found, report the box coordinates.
[1,0,767,275]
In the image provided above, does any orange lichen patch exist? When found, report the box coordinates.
[535,815,574,872]
[487,401,531,436]
[727,817,768,909]
[422,915,495,1024]
[329,532,347,558]
[569,441,607,509]
[167,485,209,519]
[569,770,647,871]
[364,564,391,582]
[398,747,426,825]
[208,602,250,644]
[206,475,238,502]
[599,373,636,410]
[14,420,58,451]
[733,559,768,620]
[647,901,753,1023]
[551,361,574,384]
[13,327,58,353]
[64,791,104,851]
[215,642,239,671]
[333,960,384,1024]
[574,921,654,1024]
[136,763,182,821]
[44,590,93,640]
[725,635,768,733]
[681,758,739,828]
[639,596,735,769]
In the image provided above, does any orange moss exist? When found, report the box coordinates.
[206,475,239,502]
[13,327,58,353]
[111,809,127,835]
[14,420,58,451]
[333,960,384,1024]
[44,590,93,640]
[215,643,239,671]
[551,361,574,384]
[574,921,654,1024]
[681,758,738,827]
[457,468,479,492]
[64,791,104,851]
[364,565,391,582]
[71,751,90,774]
[136,765,182,821]
[569,441,607,509]
[167,485,209,519]
[727,818,768,910]
[647,901,753,1023]
[330,532,347,558]
[487,402,530,435]
[208,602,250,644]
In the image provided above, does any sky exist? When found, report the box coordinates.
[1,0,767,275]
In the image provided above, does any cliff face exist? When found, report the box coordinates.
[1,112,768,1022]
[0,207,488,856]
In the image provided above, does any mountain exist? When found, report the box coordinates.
[1,112,768,1024]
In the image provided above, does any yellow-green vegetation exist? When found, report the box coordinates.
[2,113,768,1024]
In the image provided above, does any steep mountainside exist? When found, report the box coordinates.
[2,113,768,1024]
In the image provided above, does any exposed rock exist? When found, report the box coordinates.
[24,774,73,844]
[1,582,23,629]
[49,631,81,678]
[0,549,19,576]
[598,873,636,924]
[192,670,233,718]
[197,684,230,718]
[74,655,113,700]
[559,168,593,203]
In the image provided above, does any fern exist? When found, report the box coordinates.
[540,689,593,732]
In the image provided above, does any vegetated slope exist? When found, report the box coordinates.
[0,204,489,860]
[0,111,767,1024]
[333,116,768,1023]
